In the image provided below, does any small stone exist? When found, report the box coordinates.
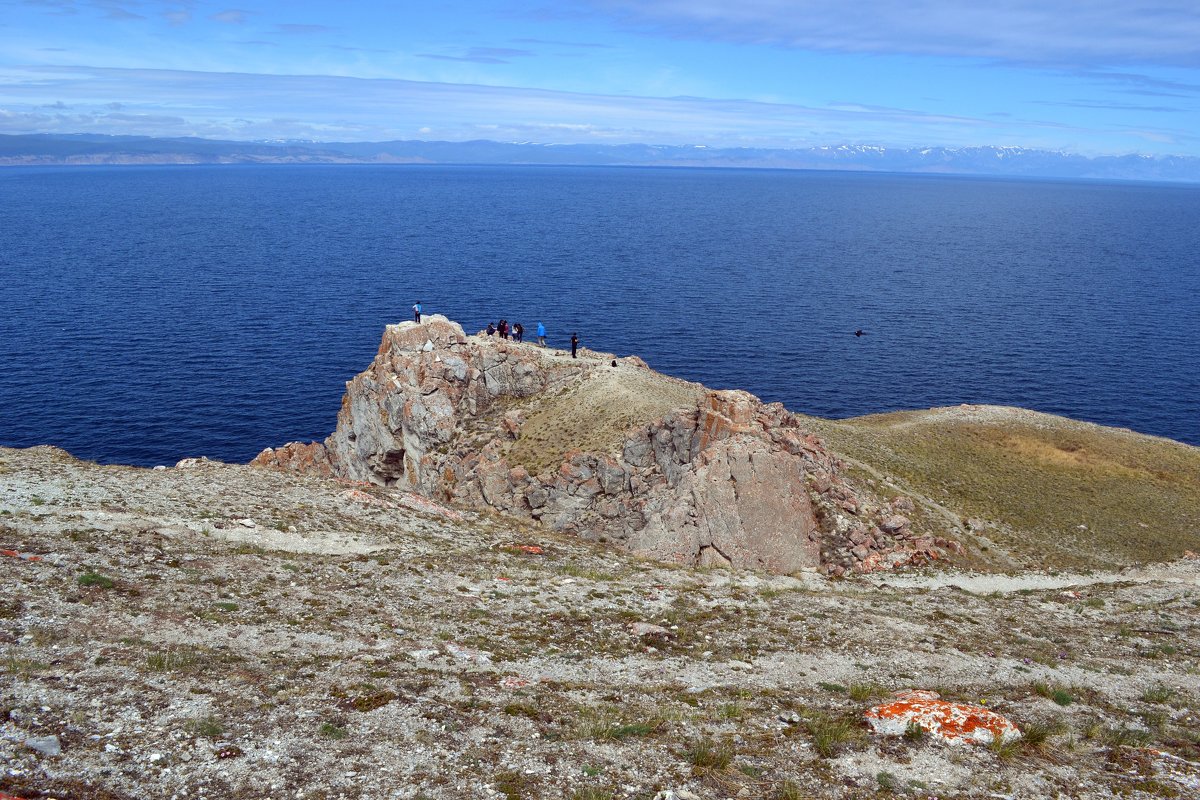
[149,753,163,763]
[235,518,256,528]
[779,711,801,725]
[630,622,671,637]
[25,735,61,756]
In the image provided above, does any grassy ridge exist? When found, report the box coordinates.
[798,406,1200,570]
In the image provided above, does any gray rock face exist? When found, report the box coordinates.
[254,317,953,574]
[26,735,62,756]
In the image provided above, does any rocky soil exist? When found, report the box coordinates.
[4,446,1200,800]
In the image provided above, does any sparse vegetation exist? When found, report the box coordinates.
[806,713,862,758]
[77,572,115,589]
[318,722,348,740]
[3,431,1200,799]
[1142,684,1175,704]
[685,736,734,771]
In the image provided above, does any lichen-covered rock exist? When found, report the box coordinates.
[252,316,956,574]
[864,690,1021,746]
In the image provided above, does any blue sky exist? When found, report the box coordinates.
[3,1,1200,155]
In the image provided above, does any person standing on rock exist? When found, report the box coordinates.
[536,321,546,347]
[514,323,524,343]
[570,332,579,359]
[499,319,508,340]
[412,301,422,323]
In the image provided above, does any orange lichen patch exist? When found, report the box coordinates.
[865,690,1020,746]
[1,549,41,562]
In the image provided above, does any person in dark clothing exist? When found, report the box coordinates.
[486,322,496,336]
[513,323,524,343]
[570,333,579,359]
[412,301,422,323]
[499,320,508,339]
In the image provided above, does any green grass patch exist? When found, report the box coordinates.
[78,572,115,589]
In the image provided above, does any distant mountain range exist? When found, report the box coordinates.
[3,133,1199,183]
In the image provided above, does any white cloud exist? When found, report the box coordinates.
[0,64,1081,148]
[578,0,1200,67]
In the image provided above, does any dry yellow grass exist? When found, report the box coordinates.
[507,364,704,476]
[797,405,1200,570]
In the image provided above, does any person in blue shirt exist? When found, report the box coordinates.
[536,322,546,347]
[412,301,422,323]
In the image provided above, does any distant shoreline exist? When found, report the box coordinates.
[4,134,1200,184]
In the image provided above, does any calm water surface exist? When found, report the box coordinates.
[1,165,1197,464]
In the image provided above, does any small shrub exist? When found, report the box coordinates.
[848,682,882,701]
[78,573,115,589]
[571,789,614,800]
[318,722,348,740]
[214,602,238,612]
[774,780,805,800]
[1020,719,1064,751]
[718,702,744,719]
[1142,684,1174,704]
[807,713,861,758]
[1033,682,1074,706]
[817,681,847,694]
[876,771,900,792]
[186,716,224,738]
[686,736,734,771]
[494,769,532,800]
[145,649,197,672]
[1085,722,1152,748]
[903,720,926,742]
[990,733,1022,760]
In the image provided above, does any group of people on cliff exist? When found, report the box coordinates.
[412,302,579,358]
[485,320,570,351]
[486,319,527,342]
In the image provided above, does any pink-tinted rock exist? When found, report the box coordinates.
[252,315,931,576]
[250,441,333,477]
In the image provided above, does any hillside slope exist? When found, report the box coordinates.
[797,405,1200,572]
[2,445,1199,799]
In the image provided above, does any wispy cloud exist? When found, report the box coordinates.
[0,64,1081,148]
[210,9,248,25]
[417,47,535,64]
[1070,68,1200,96]
[578,0,1200,67]
[272,23,335,35]
[1031,99,1184,113]
[511,37,613,49]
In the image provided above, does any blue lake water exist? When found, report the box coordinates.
[1,164,1197,465]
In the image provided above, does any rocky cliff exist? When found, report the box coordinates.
[254,316,954,574]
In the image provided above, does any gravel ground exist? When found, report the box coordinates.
[2,445,1199,800]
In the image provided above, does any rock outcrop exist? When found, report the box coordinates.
[254,316,953,574]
